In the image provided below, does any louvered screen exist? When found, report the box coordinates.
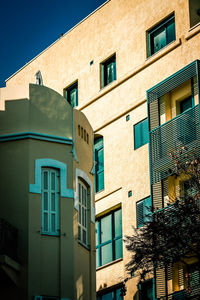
[152,181,163,211]
[149,99,160,131]
[156,268,166,299]
[150,105,200,184]
[147,61,198,104]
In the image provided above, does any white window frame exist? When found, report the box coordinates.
[78,180,88,246]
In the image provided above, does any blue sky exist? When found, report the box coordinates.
[0,0,106,87]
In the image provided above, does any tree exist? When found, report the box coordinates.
[124,146,200,297]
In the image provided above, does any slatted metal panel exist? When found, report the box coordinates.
[147,61,199,104]
[150,105,200,184]
[156,268,166,299]
[149,98,160,131]
[152,181,163,211]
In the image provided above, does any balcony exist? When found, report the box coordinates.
[0,218,18,260]
[149,105,200,184]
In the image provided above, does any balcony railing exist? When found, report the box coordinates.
[157,287,200,300]
[0,218,18,260]
[150,105,200,184]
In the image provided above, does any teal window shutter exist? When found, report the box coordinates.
[101,54,116,87]
[65,81,78,107]
[41,168,59,236]
[78,180,88,246]
[95,208,123,268]
[94,137,104,193]
[137,196,152,228]
[134,118,149,150]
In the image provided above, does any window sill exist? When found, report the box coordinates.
[96,257,123,271]
[145,39,181,62]
[185,23,200,40]
[78,240,90,250]
[41,232,60,237]
[100,79,117,92]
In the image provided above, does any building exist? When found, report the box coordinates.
[0,84,96,300]
[0,0,200,299]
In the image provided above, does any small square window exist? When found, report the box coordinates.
[101,54,116,88]
[148,14,175,57]
[64,81,78,107]
[128,190,132,197]
[126,114,130,121]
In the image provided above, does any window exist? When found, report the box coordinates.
[65,81,78,107]
[134,118,149,150]
[78,180,88,246]
[148,14,175,56]
[97,286,123,300]
[189,0,200,28]
[96,208,122,268]
[136,196,152,228]
[41,168,59,235]
[101,54,116,88]
[139,279,154,300]
[94,137,104,193]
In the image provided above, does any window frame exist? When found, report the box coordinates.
[96,208,123,268]
[148,13,176,57]
[78,179,89,247]
[136,196,152,228]
[64,80,78,107]
[97,285,124,300]
[101,54,116,88]
[134,118,149,150]
[41,168,60,236]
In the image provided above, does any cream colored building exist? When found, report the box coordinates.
[0,0,200,299]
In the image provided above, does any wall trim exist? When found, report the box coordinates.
[74,168,95,223]
[30,158,74,198]
[0,132,73,145]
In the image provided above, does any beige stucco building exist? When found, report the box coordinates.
[0,84,96,300]
[0,0,200,299]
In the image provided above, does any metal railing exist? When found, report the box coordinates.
[0,218,18,260]
[150,105,200,184]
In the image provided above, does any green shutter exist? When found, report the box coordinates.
[134,118,149,149]
[156,268,166,299]
[94,137,104,193]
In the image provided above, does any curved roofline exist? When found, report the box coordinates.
[6,0,110,83]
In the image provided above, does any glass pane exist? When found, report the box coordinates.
[107,62,115,84]
[51,214,55,232]
[51,172,55,190]
[43,171,48,189]
[97,172,104,192]
[153,28,166,53]
[84,209,87,228]
[95,222,99,246]
[101,243,112,265]
[51,193,55,211]
[44,192,48,210]
[166,20,175,44]
[82,186,85,205]
[78,225,81,240]
[79,205,81,223]
[70,88,77,107]
[96,247,100,268]
[102,291,113,300]
[83,229,86,244]
[84,188,87,206]
[79,183,81,203]
[97,148,104,172]
[116,288,123,300]
[115,238,123,260]
[101,215,112,243]
[114,209,122,237]
[44,213,48,231]
[82,207,85,226]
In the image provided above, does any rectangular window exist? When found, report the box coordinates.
[136,196,152,228]
[101,54,116,88]
[189,0,200,28]
[134,118,149,150]
[78,180,88,246]
[96,208,122,268]
[139,279,154,300]
[148,14,175,56]
[94,137,104,193]
[97,286,123,300]
[65,81,78,107]
[41,168,59,236]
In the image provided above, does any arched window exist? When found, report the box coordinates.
[41,168,60,235]
[78,179,89,246]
